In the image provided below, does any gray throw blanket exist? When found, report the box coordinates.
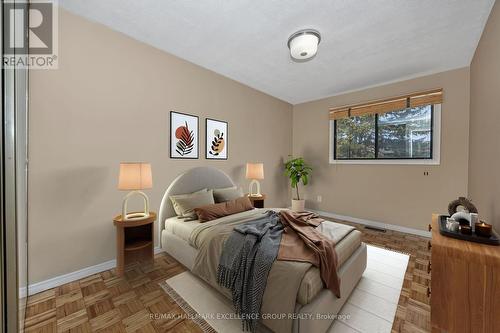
[217,211,283,332]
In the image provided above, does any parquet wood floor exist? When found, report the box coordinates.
[24,220,431,332]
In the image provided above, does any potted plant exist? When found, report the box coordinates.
[284,157,312,212]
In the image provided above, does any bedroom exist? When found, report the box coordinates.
[1,0,500,332]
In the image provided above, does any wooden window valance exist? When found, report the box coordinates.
[329,88,443,120]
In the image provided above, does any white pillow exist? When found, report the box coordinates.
[213,186,244,203]
[169,189,214,219]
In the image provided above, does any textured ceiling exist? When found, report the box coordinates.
[60,0,495,104]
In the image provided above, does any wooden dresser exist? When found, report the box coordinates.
[430,214,500,332]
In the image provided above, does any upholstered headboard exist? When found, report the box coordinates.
[158,166,235,232]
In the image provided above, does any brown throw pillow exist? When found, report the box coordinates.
[194,196,254,222]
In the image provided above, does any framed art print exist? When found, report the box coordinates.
[170,111,199,159]
[206,118,228,160]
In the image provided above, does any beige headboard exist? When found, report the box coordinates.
[158,166,235,233]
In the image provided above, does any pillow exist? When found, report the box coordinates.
[169,188,207,215]
[194,196,254,222]
[213,186,244,203]
[169,189,214,219]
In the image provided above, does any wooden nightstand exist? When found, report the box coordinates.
[247,194,266,208]
[113,212,156,276]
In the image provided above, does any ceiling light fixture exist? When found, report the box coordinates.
[287,29,321,61]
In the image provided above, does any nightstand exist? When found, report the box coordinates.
[113,212,156,276]
[247,194,266,208]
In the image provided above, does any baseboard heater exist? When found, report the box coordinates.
[365,225,387,232]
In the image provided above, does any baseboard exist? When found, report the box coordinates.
[21,246,164,297]
[311,209,432,238]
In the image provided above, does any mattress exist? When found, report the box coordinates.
[163,214,362,305]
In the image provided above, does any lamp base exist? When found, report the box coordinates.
[248,179,262,197]
[122,191,150,221]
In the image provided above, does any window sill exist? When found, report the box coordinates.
[329,159,440,165]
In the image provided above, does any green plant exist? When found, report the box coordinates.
[284,157,312,200]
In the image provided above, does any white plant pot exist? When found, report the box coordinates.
[291,199,306,212]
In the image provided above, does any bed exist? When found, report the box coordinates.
[159,167,367,333]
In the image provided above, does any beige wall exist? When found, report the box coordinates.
[292,68,470,231]
[28,10,292,283]
[469,2,500,231]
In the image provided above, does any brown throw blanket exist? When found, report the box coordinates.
[278,210,341,297]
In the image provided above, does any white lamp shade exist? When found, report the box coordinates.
[118,163,152,190]
[246,163,264,180]
[289,33,319,60]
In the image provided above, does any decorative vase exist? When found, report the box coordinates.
[451,211,471,226]
[291,199,305,212]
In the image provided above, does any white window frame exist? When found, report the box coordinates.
[329,104,441,165]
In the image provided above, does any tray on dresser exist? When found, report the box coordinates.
[439,215,500,245]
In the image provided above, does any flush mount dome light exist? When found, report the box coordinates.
[287,29,321,61]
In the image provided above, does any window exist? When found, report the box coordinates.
[329,89,441,164]
[335,114,376,159]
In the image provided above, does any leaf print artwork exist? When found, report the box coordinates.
[175,121,195,156]
[205,118,227,159]
[170,111,198,159]
[209,129,225,156]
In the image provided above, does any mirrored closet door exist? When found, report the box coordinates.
[1,0,29,331]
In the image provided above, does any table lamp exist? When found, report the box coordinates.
[246,162,264,197]
[118,162,152,220]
